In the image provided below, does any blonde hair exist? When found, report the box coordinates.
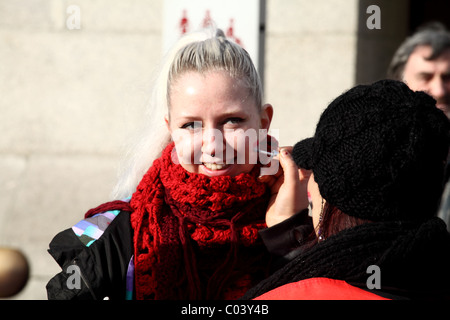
[112,27,263,199]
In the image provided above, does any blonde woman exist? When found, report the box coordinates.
[46,28,281,300]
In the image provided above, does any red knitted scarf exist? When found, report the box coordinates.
[129,143,271,299]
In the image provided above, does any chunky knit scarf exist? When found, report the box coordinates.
[243,217,450,299]
[129,142,271,300]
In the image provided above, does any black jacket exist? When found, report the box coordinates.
[243,217,450,300]
[47,211,133,300]
[46,209,312,300]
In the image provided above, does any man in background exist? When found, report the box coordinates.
[388,23,450,118]
[388,23,450,230]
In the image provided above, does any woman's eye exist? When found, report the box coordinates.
[225,117,244,125]
[181,121,202,130]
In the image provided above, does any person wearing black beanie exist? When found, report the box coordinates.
[243,79,450,300]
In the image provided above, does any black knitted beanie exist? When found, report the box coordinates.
[292,80,450,221]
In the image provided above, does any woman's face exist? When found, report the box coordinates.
[166,70,273,177]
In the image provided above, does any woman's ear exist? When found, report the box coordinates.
[260,104,273,130]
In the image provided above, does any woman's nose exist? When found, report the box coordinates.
[201,128,224,160]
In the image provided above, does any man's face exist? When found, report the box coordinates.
[403,45,450,118]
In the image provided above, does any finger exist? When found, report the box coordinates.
[279,146,293,153]
[299,168,312,182]
[259,158,283,179]
[258,174,274,185]
[278,148,300,187]
[259,169,283,189]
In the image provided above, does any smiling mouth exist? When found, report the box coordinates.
[202,162,232,170]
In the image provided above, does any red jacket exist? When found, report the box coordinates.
[254,277,389,300]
